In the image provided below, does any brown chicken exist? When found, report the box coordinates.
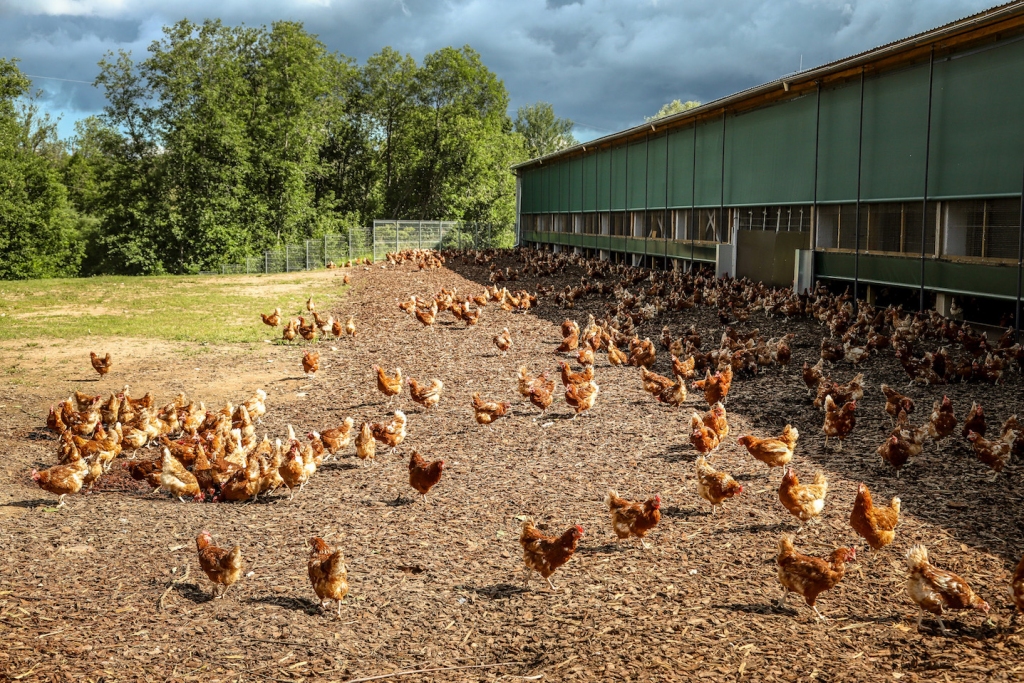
[320,418,355,455]
[556,329,580,353]
[605,490,661,548]
[519,518,584,590]
[415,301,438,328]
[813,373,865,410]
[558,361,594,387]
[261,307,281,327]
[777,535,856,620]
[778,468,828,526]
[472,393,511,425]
[1002,415,1024,458]
[906,545,989,634]
[279,441,309,494]
[822,395,856,449]
[738,425,799,474]
[90,351,112,377]
[961,402,985,438]
[671,354,696,380]
[124,457,162,490]
[373,365,403,403]
[607,344,628,366]
[282,319,298,342]
[657,375,687,407]
[690,412,720,454]
[343,315,356,338]
[408,451,444,501]
[354,422,376,464]
[196,531,243,598]
[627,338,656,368]
[31,459,89,506]
[849,483,900,555]
[967,430,1015,473]
[1012,554,1024,616]
[576,346,594,366]
[702,402,728,440]
[408,378,444,411]
[302,350,320,377]
[693,367,732,406]
[564,381,599,417]
[927,396,958,441]
[492,327,513,356]
[695,455,743,514]
[880,384,915,422]
[307,537,349,617]
[528,379,556,415]
[640,366,674,398]
[802,359,825,395]
[370,410,407,452]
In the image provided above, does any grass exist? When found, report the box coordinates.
[0,271,348,344]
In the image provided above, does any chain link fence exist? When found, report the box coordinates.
[205,221,512,275]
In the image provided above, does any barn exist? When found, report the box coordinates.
[513,2,1024,325]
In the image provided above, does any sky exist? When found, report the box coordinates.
[0,0,999,142]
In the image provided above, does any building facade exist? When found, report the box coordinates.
[513,2,1024,313]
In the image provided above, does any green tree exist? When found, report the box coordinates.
[513,102,576,159]
[0,58,83,279]
[646,99,701,122]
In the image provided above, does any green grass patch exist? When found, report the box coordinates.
[0,272,348,343]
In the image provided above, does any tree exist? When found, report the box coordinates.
[513,102,576,159]
[646,99,701,122]
[0,58,83,279]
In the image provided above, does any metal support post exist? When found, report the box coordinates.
[920,47,935,312]
[854,67,865,312]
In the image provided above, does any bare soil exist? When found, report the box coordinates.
[1,255,1022,682]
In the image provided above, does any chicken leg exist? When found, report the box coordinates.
[778,591,788,609]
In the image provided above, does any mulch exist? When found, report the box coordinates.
[1,252,1022,682]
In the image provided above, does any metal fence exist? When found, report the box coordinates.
[207,222,514,275]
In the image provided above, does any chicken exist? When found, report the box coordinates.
[576,346,594,366]
[31,459,89,506]
[738,425,798,474]
[906,545,989,634]
[302,350,320,377]
[692,367,732,406]
[802,359,825,396]
[493,327,513,356]
[822,395,856,449]
[90,352,112,377]
[778,468,828,526]
[472,393,512,425]
[354,422,376,464]
[557,361,594,387]
[407,378,444,411]
[961,402,985,438]
[369,410,407,452]
[123,457,162,490]
[1012,554,1024,616]
[1002,415,1024,458]
[279,441,309,496]
[694,455,743,514]
[556,329,580,353]
[564,380,599,418]
[560,319,580,338]
[777,535,856,620]
[607,344,628,366]
[880,384,915,423]
[307,537,349,617]
[517,366,542,398]
[343,315,356,338]
[927,396,957,441]
[159,447,201,502]
[373,365,403,403]
[849,483,900,555]
[408,450,444,501]
[702,402,728,440]
[282,318,297,342]
[306,296,315,312]
[813,373,864,409]
[519,518,584,590]
[195,531,243,598]
[656,375,687,407]
[319,418,355,455]
[627,338,656,368]
[967,430,1015,473]
[415,300,438,328]
[297,316,317,342]
[640,366,674,398]
[605,490,661,548]
[261,307,281,327]
[671,354,696,380]
[690,412,720,454]
[220,451,262,502]
[527,378,556,415]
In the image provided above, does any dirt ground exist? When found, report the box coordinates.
[1,254,1023,682]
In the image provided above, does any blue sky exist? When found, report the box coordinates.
[1,0,997,142]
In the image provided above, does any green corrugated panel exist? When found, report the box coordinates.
[667,126,695,208]
[558,162,570,212]
[569,157,583,212]
[929,38,1024,198]
[695,117,724,207]
[861,64,929,200]
[583,153,597,211]
[817,83,860,202]
[627,140,648,210]
[526,168,539,213]
[647,135,668,209]
[726,95,816,205]
[537,165,548,213]
[596,149,611,211]
[610,146,627,210]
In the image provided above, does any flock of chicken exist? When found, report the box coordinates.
[26,245,1024,627]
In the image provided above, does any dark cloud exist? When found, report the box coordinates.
[3,0,994,140]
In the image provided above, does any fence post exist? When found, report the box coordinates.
[265,251,269,274]
[305,241,310,271]
[324,234,328,266]
[348,229,352,263]
[396,222,399,255]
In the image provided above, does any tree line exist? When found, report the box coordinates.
[0,19,580,278]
